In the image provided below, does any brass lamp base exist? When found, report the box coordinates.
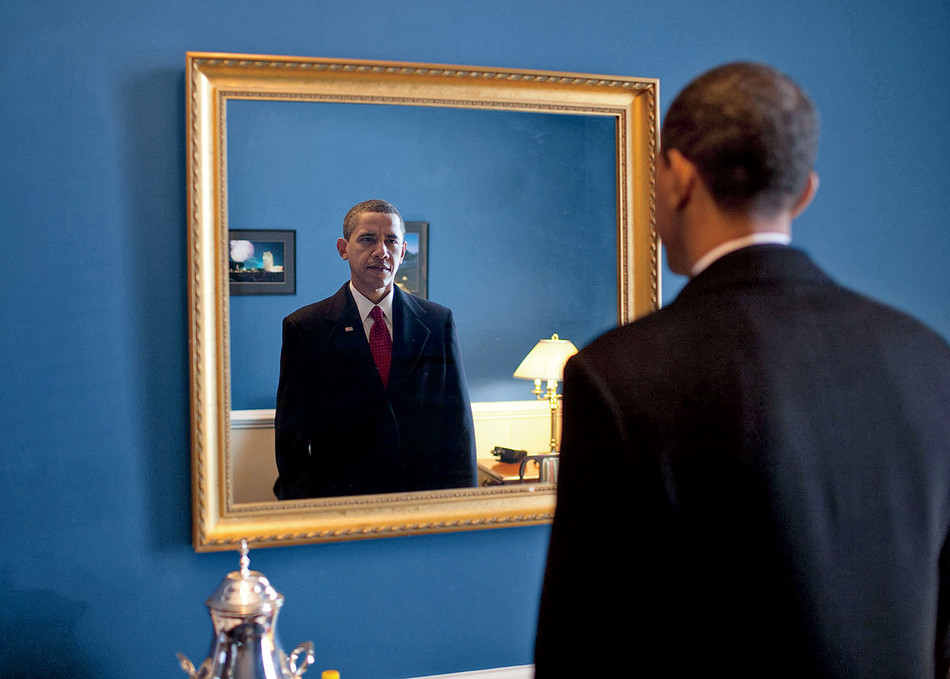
[531,378,562,454]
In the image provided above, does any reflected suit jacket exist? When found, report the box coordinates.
[273,283,477,499]
[534,245,950,678]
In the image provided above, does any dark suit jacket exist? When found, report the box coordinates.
[273,283,477,499]
[535,245,950,678]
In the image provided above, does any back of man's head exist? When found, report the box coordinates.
[661,62,819,216]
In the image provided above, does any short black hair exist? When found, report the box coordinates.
[342,199,405,239]
[661,62,819,215]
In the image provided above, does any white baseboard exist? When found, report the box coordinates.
[410,665,534,679]
[229,401,554,503]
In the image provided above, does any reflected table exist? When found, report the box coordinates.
[476,457,540,486]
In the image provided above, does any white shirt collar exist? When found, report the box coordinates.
[349,282,395,327]
[689,232,791,277]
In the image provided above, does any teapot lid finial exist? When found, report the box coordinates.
[240,538,251,578]
[205,538,284,616]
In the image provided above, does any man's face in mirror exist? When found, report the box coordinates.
[337,211,407,302]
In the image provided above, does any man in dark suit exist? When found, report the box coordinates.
[273,199,477,499]
[534,63,950,677]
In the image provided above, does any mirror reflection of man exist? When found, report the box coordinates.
[534,63,950,676]
[273,199,477,499]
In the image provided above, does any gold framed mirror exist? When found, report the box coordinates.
[187,51,659,551]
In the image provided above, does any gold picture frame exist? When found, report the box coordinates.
[187,51,659,552]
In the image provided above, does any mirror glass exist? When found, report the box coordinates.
[229,101,619,502]
[227,101,619,403]
[187,53,659,550]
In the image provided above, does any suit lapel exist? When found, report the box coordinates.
[389,287,430,392]
[326,284,382,389]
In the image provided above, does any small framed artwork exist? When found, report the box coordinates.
[228,229,296,295]
[398,221,428,299]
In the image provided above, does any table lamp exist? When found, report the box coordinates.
[513,333,579,453]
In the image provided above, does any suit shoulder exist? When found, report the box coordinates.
[842,289,950,355]
[418,297,453,317]
[399,290,453,319]
[284,286,349,328]
[586,303,690,353]
[284,300,327,327]
[569,305,701,390]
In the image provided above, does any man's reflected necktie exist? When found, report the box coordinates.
[369,305,392,388]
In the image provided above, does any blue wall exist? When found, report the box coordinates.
[1,1,947,677]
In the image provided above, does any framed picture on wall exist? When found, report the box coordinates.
[228,229,296,295]
[398,221,428,299]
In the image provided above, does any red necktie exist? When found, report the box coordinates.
[369,305,392,387]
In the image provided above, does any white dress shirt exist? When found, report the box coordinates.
[349,282,395,342]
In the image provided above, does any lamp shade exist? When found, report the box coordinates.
[513,334,579,381]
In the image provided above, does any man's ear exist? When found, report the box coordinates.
[790,170,819,219]
[336,237,349,260]
[666,149,697,209]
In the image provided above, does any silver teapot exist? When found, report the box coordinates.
[518,453,560,483]
[177,539,315,679]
